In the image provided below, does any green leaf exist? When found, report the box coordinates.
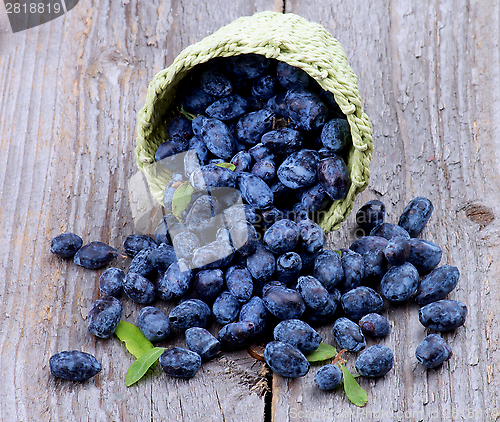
[115,321,154,359]
[215,162,236,171]
[172,182,194,221]
[340,364,368,407]
[305,343,337,362]
[125,347,165,387]
[333,249,342,257]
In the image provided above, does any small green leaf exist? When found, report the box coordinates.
[215,162,236,171]
[340,364,368,407]
[115,321,153,359]
[172,182,194,221]
[125,347,165,387]
[305,343,338,362]
[333,249,342,257]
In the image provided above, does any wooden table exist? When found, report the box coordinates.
[1,1,499,421]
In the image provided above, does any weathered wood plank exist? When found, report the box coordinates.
[270,0,500,420]
[0,1,281,421]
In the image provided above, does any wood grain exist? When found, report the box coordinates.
[1,0,500,421]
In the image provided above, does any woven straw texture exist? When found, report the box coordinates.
[135,11,373,233]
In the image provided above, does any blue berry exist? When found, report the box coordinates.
[235,109,274,145]
[263,219,299,254]
[359,313,391,337]
[212,291,241,324]
[99,267,125,297]
[276,252,302,285]
[362,249,388,286]
[313,250,343,291]
[191,269,224,303]
[415,334,452,368]
[73,242,117,270]
[251,75,279,100]
[172,230,200,261]
[147,243,177,272]
[355,345,394,377]
[262,285,306,320]
[300,184,330,213]
[380,262,419,302]
[266,92,288,117]
[159,347,202,378]
[285,89,328,131]
[185,327,221,360]
[167,116,193,140]
[418,299,467,331]
[264,341,310,378]
[206,94,248,121]
[332,317,366,352]
[88,296,123,338]
[181,87,214,114]
[276,61,309,89]
[370,223,410,240]
[227,220,258,257]
[261,128,303,155]
[341,286,383,321]
[128,247,156,278]
[415,265,460,306]
[123,234,157,258]
[408,238,442,274]
[273,319,322,353]
[157,259,193,300]
[297,219,326,254]
[303,295,337,325]
[217,321,255,351]
[296,275,330,311]
[154,135,189,164]
[320,119,351,151]
[251,159,276,183]
[198,117,235,160]
[383,235,411,265]
[339,249,364,292]
[277,149,319,189]
[248,143,274,162]
[123,272,156,304]
[191,240,234,270]
[231,150,253,172]
[398,196,433,237]
[50,233,83,258]
[260,206,283,227]
[349,236,388,255]
[189,164,237,190]
[49,351,101,382]
[246,243,276,282]
[238,172,274,210]
[239,296,268,335]
[317,155,351,201]
[137,306,171,342]
[225,265,253,303]
[225,54,270,79]
[314,364,342,390]
[189,136,210,165]
[169,299,210,331]
[199,70,233,98]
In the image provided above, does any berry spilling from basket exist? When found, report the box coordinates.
[48,55,465,408]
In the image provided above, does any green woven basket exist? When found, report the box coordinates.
[135,11,373,233]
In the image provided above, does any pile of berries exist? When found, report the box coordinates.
[49,55,466,394]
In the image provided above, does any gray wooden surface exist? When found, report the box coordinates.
[1,1,499,421]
